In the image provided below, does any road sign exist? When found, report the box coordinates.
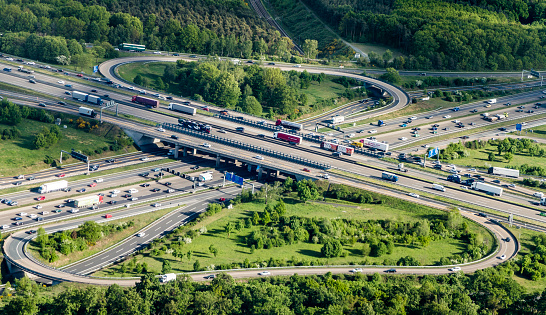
[516,123,522,131]
[93,65,98,73]
[428,147,439,158]
[225,173,232,181]
[531,69,541,78]
[233,175,244,186]
[70,150,88,162]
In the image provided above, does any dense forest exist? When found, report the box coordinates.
[0,0,302,65]
[2,267,545,314]
[302,0,546,70]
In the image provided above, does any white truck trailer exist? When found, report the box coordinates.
[160,273,177,283]
[38,180,68,193]
[199,172,213,182]
[488,167,519,178]
[169,103,196,115]
[471,182,503,196]
[330,115,344,124]
[488,99,497,104]
[72,91,88,101]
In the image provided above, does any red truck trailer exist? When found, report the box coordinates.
[132,96,159,108]
[273,132,302,145]
[321,142,354,155]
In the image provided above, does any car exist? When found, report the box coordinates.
[128,86,135,90]
[204,274,216,279]
[268,62,275,65]
[258,271,271,276]
[303,168,311,172]
[58,101,66,105]
[37,196,45,201]
[14,222,23,226]
[91,89,97,93]
[493,179,501,183]
[408,193,419,198]
[153,51,162,54]
[35,205,42,209]
[40,211,49,215]
[469,168,476,172]
[38,103,46,107]
[14,217,22,221]
[26,230,37,234]
[369,129,377,134]
[77,188,86,193]
[65,84,72,88]
[1,225,8,230]
[508,184,516,188]
[202,106,209,111]
[157,127,165,132]
[410,116,417,120]
[141,157,149,161]
[165,182,172,186]
[130,197,138,201]
[141,183,150,187]
[350,268,363,273]
[505,237,511,242]
[29,214,37,219]
[109,200,117,204]
[399,137,407,141]
[471,109,478,113]
[29,79,36,84]
[443,115,451,119]
[191,166,200,170]
[478,213,488,218]
[68,208,79,213]
[152,188,161,192]
[57,204,66,208]
[485,104,491,108]
[139,90,146,94]
[57,80,64,84]
[533,192,544,198]
[384,269,397,273]
[255,155,264,160]
[448,267,461,272]
[18,212,27,216]
[400,123,407,127]
[152,203,161,207]
[171,135,179,139]
[460,186,469,190]
[137,232,145,237]
[202,143,211,148]
[53,209,62,213]
[499,255,506,260]
[89,182,97,187]
[461,136,470,139]
[166,96,173,100]
[14,181,23,186]
[58,173,66,177]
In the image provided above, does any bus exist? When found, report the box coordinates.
[118,43,146,52]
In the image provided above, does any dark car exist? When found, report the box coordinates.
[384,269,397,273]
[140,172,149,177]
[58,101,66,105]
[172,53,180,56]
[165,182,172,186]
[478,213,488,218]
[268,62,276,65]
[171,135,179,139]
[499,127,507,131]
[152,188,161,192]
[141,183,150,187]
[103,94,109,98]
[166,96,173,100]
[91,89,97,92]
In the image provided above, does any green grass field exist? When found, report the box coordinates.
[511,124,546,140]
[95,197,492,276]
[117,62,180,95]
[350,43,405,60]
[507,225,546,293]
[0,119,134,177]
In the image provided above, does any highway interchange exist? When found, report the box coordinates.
[0,53,543,285]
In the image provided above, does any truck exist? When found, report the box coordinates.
[541,197,546,206]
[485,116,498,122]
[199,173,213,182]
[471,182,503,196]
[79,107,97,118]
[74,195,104,208]
[160,273,177,283]
[275,119,302,131]
[382,172,398,182]
[38,180,68,193]
[378,120,385,127]
[132,95,159,108]
[330,115,344,124]
[488,99,497,104]
[72,91,88,102]
[320,142,354,156]
[169,103,196,115]
[432,184,446,192]
[360,138,389,152]
[86,95,102,105]
[488,167,519,178]
[273,132,302,145]
[398,163,407,172]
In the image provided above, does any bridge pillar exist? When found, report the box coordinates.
[183,147,187,157]
[174,144,180,159]
[258,167,264,179]
[4,258,12,273]
[274,170,279,177]
[247,164,252,172]
[216,155,221,167]
[191,148,197,155]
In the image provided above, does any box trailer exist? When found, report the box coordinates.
[199,173,213,182]
[160,273,177,283]
[72,91,88,101]
[331,115,344,124]
[38,180,68,193]
[74,195,103,208]
[87,95,102,105]
[382,172,398,182]
[488,99,497,104]
[169,103,196,115]
[275,119,302,131]
[79,107,97,118]
[488,167,519,178]
[432,184,445,192]
[471,182,503,196]
[360,138,389,151]
[320,142,354,155]
[132,95,159,108]
[273,132,302,145]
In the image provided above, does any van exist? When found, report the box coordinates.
[128,188,138,193]
[432,184,445,192]
[235,127,245,132]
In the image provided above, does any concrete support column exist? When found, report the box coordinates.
[274,170,280,177]
[247,164,252,172]
[258,167,264,179]
[216,155,221,167]
[233,159,238,165]
[174,144,180,159]
[191,148,197,155]
[183,147,187,157]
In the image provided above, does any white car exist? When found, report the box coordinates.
[40,211,49,215]
[35,205,42,209]
[1,225,9,230]
[130,197,138,201]
[453,120,460,123]
[202,143,211,148]
[350,268,363,273]
[6,57,14,61]
[18,212,27,216]
[110,194,118,198]
[57,80,64,84]
[158,96,166,100]
[444,115,451,118]
[499,254,506,260]
[460,186,469,190]
[258,271,271,276]
[508,184,516,188]
[369,129,377,134]
[28,214,37,219]
[27,62,35,65]
[152,203,161,207]
[294,64,301,68]
[140,157,149,161]
[423,144,430,148]
[153,51,162,55]
[157,128,165,132]
[533,192,544,198]
[137,232,145,237]
[128,86,135,90]
[112,190,120,194]
[218,129,227,133]
[426,116,433,119]
[469,168,476,172]
[449,267,461,272]
[410,116,417,120]
[399,137,407,141]
[139,90,146,94]
[408,193,420,198]
[255,155,264,160]
[327,133,334,136]
[69,208,79,213]
[322,174,330,179]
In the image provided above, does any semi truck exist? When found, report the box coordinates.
[199,172,213,182]
[360,138,389,152]
[73,195,104,208]
[79,107,97,118]
[72,91,102,105]
[488,167,520,178]
[72,91,88,101]
[382,172,398,182]
[38,180,68,193]
[169,103,196,115]
[275,119,302,131]
[330,115,344,124]
[160,273,177,283]
[132,95,159,108]
[320,142,354,155]
[87,95,102,105]
[471,182,503,196]
[378,120,385,127]
[273,132,302,145]
[541,197,546,206]
[432,184,446,192]
[398,163,407,172]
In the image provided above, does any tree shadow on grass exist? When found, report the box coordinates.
[297,249,322,258]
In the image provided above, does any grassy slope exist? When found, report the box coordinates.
[448,142,546,170]
[510,124,546,140]
[95,196,492,276]
[507,225,546,293]
[0,119,134,177]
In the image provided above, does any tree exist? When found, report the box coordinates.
[162,259,172,273]
[225,222,234,238]
[55,55,71,65]
[209,245,218,257]
[193,260,201,271]
[71,54,91,71]
[78,221,102,243]
[321,239,343,258]
[302,39,318,59]
[504,152,514,163]
[379,68,401,85]
[240,96,262,116]
[488,152,496,162]
[382,50,393,67]
[134,74,143,85]
[252,212,260,225]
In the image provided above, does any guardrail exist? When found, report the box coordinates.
[161,123,331,170]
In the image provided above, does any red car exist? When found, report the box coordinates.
[219,197,226,202]
[202,106,209,111]
[37,196,45,201]
[303,168,311,172]
[76,74,83,77]
[89,182,97,187]
[58,173,66,177]
[104,214,112,219]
